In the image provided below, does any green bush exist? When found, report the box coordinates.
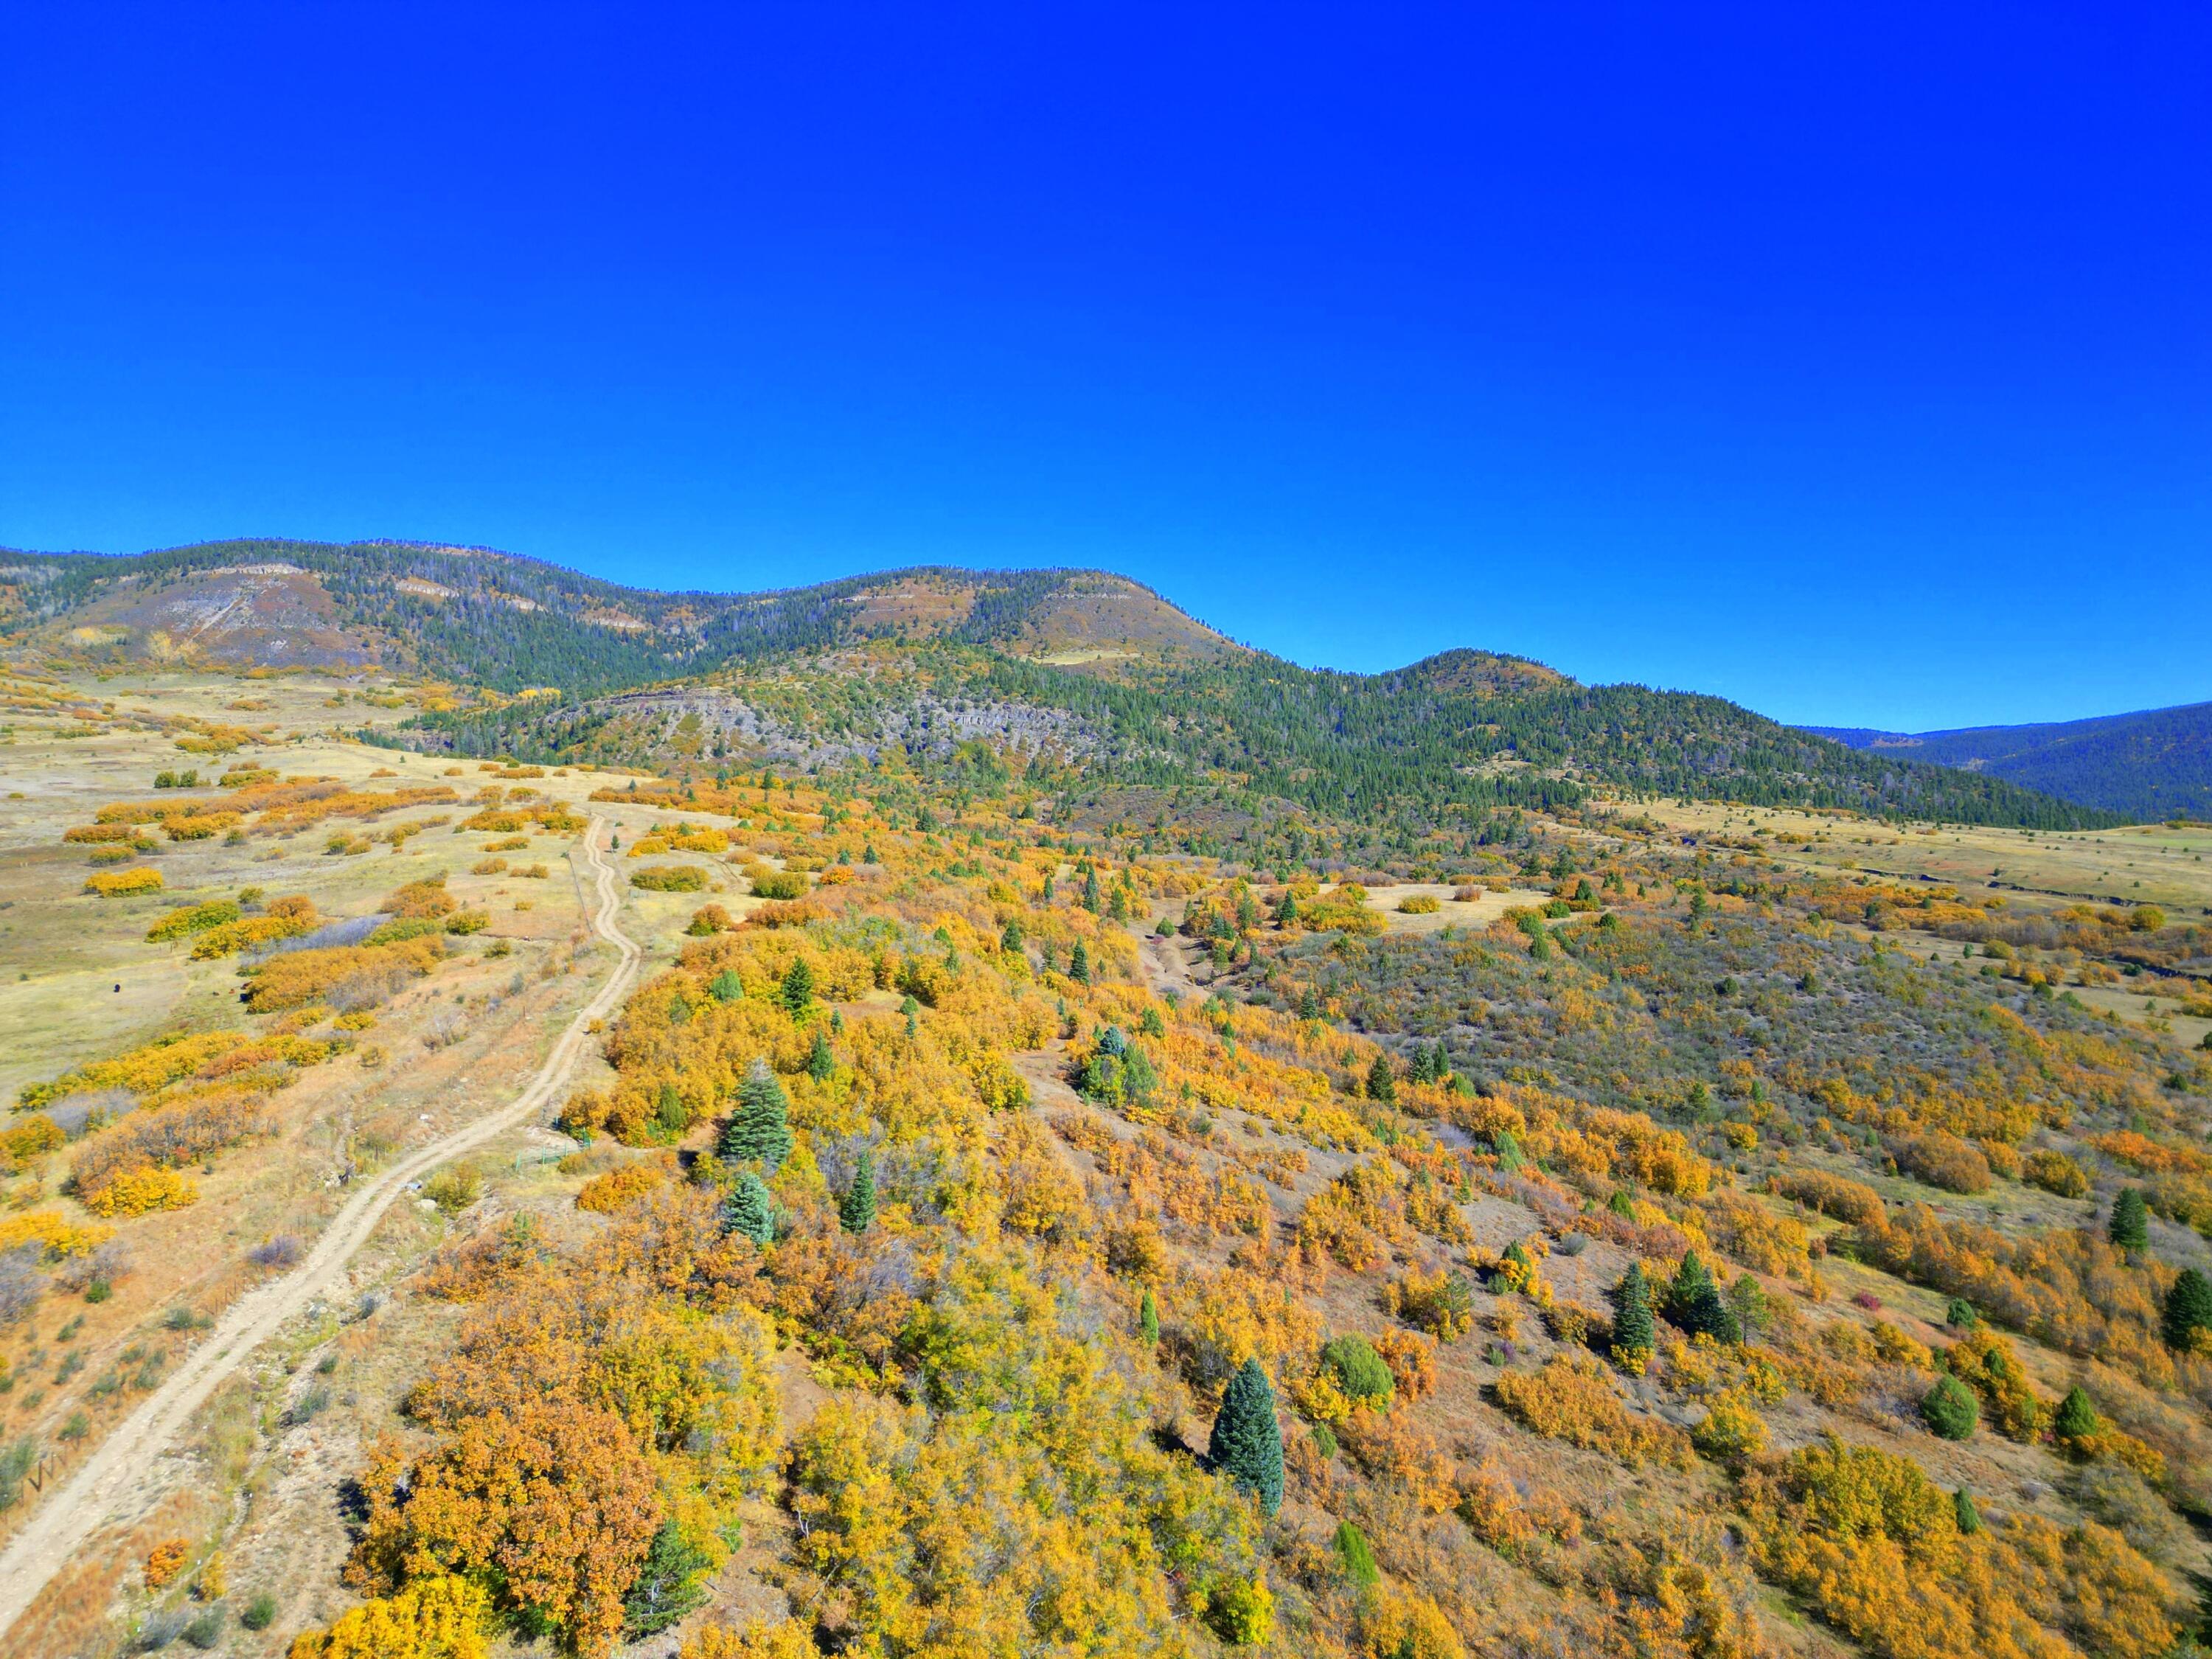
[630,865,708,893]
[1321,1335,1395,1408]
[1333,1520,1379,1587]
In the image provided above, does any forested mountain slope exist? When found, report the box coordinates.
[2,539,2118,829]
[1808,703,2212,821]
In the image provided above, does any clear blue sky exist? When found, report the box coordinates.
[3,4,2206,731]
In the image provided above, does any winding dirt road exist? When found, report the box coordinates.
[0,815,640,1643]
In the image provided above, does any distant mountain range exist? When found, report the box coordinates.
[1804,703,2212,821]
[0,538,2126,830]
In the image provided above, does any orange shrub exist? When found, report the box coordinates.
[144,1540,189,1589]
[1492,1354,1694,1470]
[577,1162,667,1214]
[1891,1131,1993,1194]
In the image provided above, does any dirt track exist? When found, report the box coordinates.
[0,815,640,1644]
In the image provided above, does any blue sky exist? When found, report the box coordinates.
[3,4,2206,731]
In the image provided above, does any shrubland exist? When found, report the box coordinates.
[5,672,2208,1659]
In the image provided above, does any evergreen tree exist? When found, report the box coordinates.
[781,957,815,1015]
[1082,867,1101,911]
[1069,941,1091,984]
[1297,983,1321,1020]
[2054,1384,2101,1449]
[1366,1053,1397,1105]
[1921,1375,1979,1441]
[720,1059,793,1169]
[720,1170,776,1246]
[1275,891,1300,925]
[1953,1487,1981,1535]
[1208,1357,1284,1517]
[2110,1186,2150,1255]
[838,1151,877,1236]
[1611,1262,1655,1361]
[1138,1287,1159,1346]
[1494,1128,1527,1173]
[708,968,742,1004]
[621,1520,712,1638]
[1139,1004,1166,1039]
[1667,1251,1741,1343]
[1944,1296,1979,1329]
[1001,918,1024,954]
[807,1028,835,1082]
[2164,1268,2212,1352]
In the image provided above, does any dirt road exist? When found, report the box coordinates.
[0,815,641,1643]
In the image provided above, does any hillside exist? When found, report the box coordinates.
[1807,703,2212,821]
[0,670,2205,1659]
[2,540,2118,831]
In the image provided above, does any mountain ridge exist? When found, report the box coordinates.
[1805,701,2212,820]
[0,538,2123,830]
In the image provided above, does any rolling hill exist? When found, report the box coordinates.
[1806,702,2212,821]
[1,538,2118,830]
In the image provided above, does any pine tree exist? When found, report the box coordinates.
[1953,1486,1981,1535]
[838,1151,876,1235]
[807,1028,834,1082]
[1069,941,1091,984]
[1668,1251,1741,1343]
[1082,868,1101,912]
[1208,1357,1284,1517]
[1001,918,1024,954]
[1366,1054,1397,1105]
[2164,1268,2212,1352]
[719,1060,793,1170]
[1611,1263,1655,1363]
[1138,1287,1159,1346]
[720,1170,775,1246]
[2110,1187,2149,1255]
[1297,983,1321,1020]
[621,1520,712,1638]
[1494,1128,1526,1173]
[2053,1384,2101,1449]
[781,958,815,1015]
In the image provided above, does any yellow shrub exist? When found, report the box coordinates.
[1358,1587,1465,1659]
[82,1166,199,1217]
[86,867,163,897]
[146,900,243,942]
[967,1048,1031,1111]
[1691,1388,1768,1461]
[0,1209,114,1259]
[287,1575,490,1659]
[678,1624,818,1659]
